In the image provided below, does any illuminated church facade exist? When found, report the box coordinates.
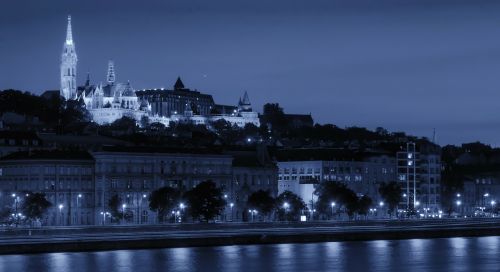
[60,16,259,128]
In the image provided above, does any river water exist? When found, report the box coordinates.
[0,236,498,272]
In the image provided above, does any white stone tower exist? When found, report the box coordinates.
[60,15,78,100]
[107,60,116,84]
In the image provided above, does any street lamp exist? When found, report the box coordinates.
[139,194,147,224]
[100,211,110,225]
[76,194,82,225]
[12,194,19,227]
[483,193,489,207]
[248,209,257,222]
[330,202,336,219]
[59,204,64,226]
[491,200,496,216]
[122,204,126,224]
[230,203,234,221]
[283,202,290,221]
[179,203,185,223]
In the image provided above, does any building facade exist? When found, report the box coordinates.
[397,141,441,216]
[0,151,95,226]
[91,148,233,224]
[276,149,396,212]
[228,149,279,221]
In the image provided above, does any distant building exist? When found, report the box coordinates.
[463,176,499,216]
[0,150,95,226]
[91,147,233,224]
[275,148,396,213]
[397,141,441,216]
[284,114,314,129]
[0,131,42,158]
[226,147,279,221]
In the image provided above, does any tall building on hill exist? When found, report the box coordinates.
[59,16,259,128]
[60,16,78,100]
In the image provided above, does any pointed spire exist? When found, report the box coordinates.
[85,72,90,86]
[174,77,185,90]
[242,91,251,105]
[107,60,116,84]
[66,15,73,45]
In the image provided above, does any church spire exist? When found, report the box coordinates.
[66,15,73,45]
[107,60,116,84]
[60,15,78,100]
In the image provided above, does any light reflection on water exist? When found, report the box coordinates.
[0,237,498,272]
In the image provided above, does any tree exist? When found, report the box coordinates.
[149,186,181,223]
[108,194,122,221]
[184,180,226,222]
[315,182,359,218]
[275,191,306,221]
[357,195,373,217]
[21,192,52,226]
[378,181,402,217]
[247,190,275,218]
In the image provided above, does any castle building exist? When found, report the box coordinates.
[60,16,259,128]
[79,61,149,125]
[60,16,78,100]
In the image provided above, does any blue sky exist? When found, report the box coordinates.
[1,0,500,145]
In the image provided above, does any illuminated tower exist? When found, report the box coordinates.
[107,60,116,84]
[60,15,78,100]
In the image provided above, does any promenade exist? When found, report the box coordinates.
[0,218,498,254]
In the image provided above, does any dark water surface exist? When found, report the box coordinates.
[0,237,499,272]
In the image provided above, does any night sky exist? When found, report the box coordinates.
[1,0,500,145]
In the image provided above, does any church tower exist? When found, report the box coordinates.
[60,15,78,100]
[107,60,116,84]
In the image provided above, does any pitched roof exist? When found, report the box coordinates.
[1,150,94,161]
[174,77,185,90]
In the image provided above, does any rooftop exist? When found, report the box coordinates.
[1,150,94,161]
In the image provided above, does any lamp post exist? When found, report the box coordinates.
[12,194,19,227]
[58,204,64,226]
[230,203,234,221]
[456,200,461,217]
[76,194,82,225]
[139,194,147,224]
[491,200,496,217]
[330,202,336,220]
[100,211,110,225]
[483,193,489,208]
[223,194,228,222]
[379,201,384,218]
[283,202,290,222]
[179,203,185,223]
[248,209,257,222]
[122,204,126,224]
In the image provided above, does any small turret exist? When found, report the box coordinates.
[240,91,252,112]
[174,77,185,90]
